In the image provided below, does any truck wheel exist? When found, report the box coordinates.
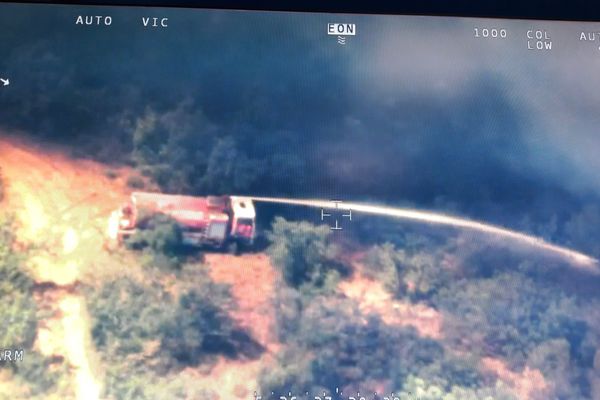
[226,241,239,255]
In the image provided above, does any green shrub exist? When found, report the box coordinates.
[363,242,404,294]
[160,289,234,366]
[308,315,444,393]
[257,344,317,397]
[89,277,170,358]
[267,217,346,290]
[402,251,448,301]
[125,211,185,270]
[89,268,238,379]
[362,242,448,300]
[126,175,145,189]
[0,291,37,350]
[131,105,263,194]
[272,287,303,342]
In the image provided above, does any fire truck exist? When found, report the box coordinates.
[108,192,256,250]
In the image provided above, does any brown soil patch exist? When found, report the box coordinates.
[339,274,443,339]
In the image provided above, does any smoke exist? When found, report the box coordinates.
[3,7,600,250]
[249,197,598,269]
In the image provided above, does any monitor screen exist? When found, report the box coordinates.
[1,2,600,399]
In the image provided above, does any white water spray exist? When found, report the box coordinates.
[248,197,598,268]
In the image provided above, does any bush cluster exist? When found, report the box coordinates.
[124,211,186,270]
[262,290,489,397]
[359,237,600,398]
[265,218,600,399]
[267,217,347,291]
[88,266,246,399]
[362,242,449,301]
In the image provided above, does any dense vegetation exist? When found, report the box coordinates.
[267,217,348,291]
[86,245,259,399]
[124,211,187,270]
[259,218,600,399]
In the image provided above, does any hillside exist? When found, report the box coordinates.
[2,135,600,399]
[0,136,283,399]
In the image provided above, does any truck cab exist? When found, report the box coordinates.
[228,196,256,245]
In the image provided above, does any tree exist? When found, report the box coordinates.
[130,103,263,195]
[130,102,212,193]
[402,251,448,301]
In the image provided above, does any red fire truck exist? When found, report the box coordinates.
[108,192,256,249]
